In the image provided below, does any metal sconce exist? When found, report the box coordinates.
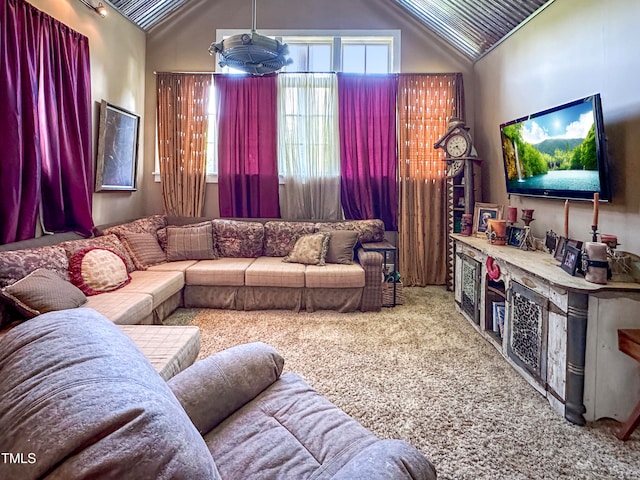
[78,0,107,17]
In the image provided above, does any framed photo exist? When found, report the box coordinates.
[567,238,583,250]
[561,244,581,276]
[95,100,140,192]
[473,203,503,238]
[554,236,567,262]
[507,226,524,247]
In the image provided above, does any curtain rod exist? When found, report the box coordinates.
[153,71,461,76]
[154,71,338,75]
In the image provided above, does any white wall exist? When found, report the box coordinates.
[144,0,474,218]
[29,0,147,227]
[474,0,640,253]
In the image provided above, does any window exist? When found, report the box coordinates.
[342,41,391,73]
[205,88,217,177]
[215,30,400,74]
[156,31,400,181]
[285,39,333,72]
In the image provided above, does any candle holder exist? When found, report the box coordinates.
[521,209,535,227]
[600,233,619,250]
[519,226,535,251]
[591,225,598,243]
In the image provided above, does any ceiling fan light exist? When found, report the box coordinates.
[209,0,291,75]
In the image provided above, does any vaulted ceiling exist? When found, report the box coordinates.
[106,0,554,61]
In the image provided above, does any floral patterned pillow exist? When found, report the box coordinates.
[0,245,70,288]
[213,220,264,258]
[264,221,316,257]
[101,215,167,237]
[61,234,136,273]
[283,233,330,266]
[315,219,385,244]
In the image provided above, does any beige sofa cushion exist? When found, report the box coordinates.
[119,324,201,380]
[85,291,153,325]
[118,271,184,308]
[305,263,365,288]
[147,260,198,273]
[245,257,305,288]
[186,258,256,286]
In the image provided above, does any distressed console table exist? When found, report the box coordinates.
[452,234,640,426]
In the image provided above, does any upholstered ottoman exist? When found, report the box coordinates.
[118,324,200,380]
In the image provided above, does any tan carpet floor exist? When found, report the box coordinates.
[165,286,640,479]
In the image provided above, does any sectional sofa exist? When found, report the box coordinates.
[0,215,387,330]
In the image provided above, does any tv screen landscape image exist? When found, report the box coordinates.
[499,94,611,201]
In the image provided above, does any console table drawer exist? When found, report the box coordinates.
[509,269,549,298]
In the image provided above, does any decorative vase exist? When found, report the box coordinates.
[487,219,507,246]
[507,206,518,224]
[521,209,535,226]
[461,213,473,236]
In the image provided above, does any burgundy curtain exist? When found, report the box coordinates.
[38,14,93,236]
[216,75,280,218]
[0,0,93,244]
[338,74,398,231]
[0,0,41,244]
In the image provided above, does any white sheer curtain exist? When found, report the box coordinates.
[277,73,342,219]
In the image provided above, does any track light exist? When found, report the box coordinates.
[78,0,107,17]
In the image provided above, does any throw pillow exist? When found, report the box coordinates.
[165,222,217,261]
[283,233,330,266]
[61,234,136,273]
[0,245,70,288]
[0,269,87,318]
[120,232,167,269]
[69,248,131,296]
[325,230,359,264]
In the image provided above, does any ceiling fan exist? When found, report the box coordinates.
[209,0,292,75]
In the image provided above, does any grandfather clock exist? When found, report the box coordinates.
[434,118,482,290]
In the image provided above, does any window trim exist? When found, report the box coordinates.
[215,29,400,73]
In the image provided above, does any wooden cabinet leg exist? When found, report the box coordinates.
[617,400,640,440]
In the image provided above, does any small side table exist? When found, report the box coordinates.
[617,329,640,440]
[361,241,398,307]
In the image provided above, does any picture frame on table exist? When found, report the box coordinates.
[561,244,581,276]
[554,236,568,262]
[95,100,140,192]
[472,203,503,238]
[507,226,525,247]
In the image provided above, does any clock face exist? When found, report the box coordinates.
[445,133,470,158]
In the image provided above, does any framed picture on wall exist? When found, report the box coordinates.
[472,203,503,238]
[95,100,140,192]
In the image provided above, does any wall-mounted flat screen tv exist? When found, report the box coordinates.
[499,94,611,201]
